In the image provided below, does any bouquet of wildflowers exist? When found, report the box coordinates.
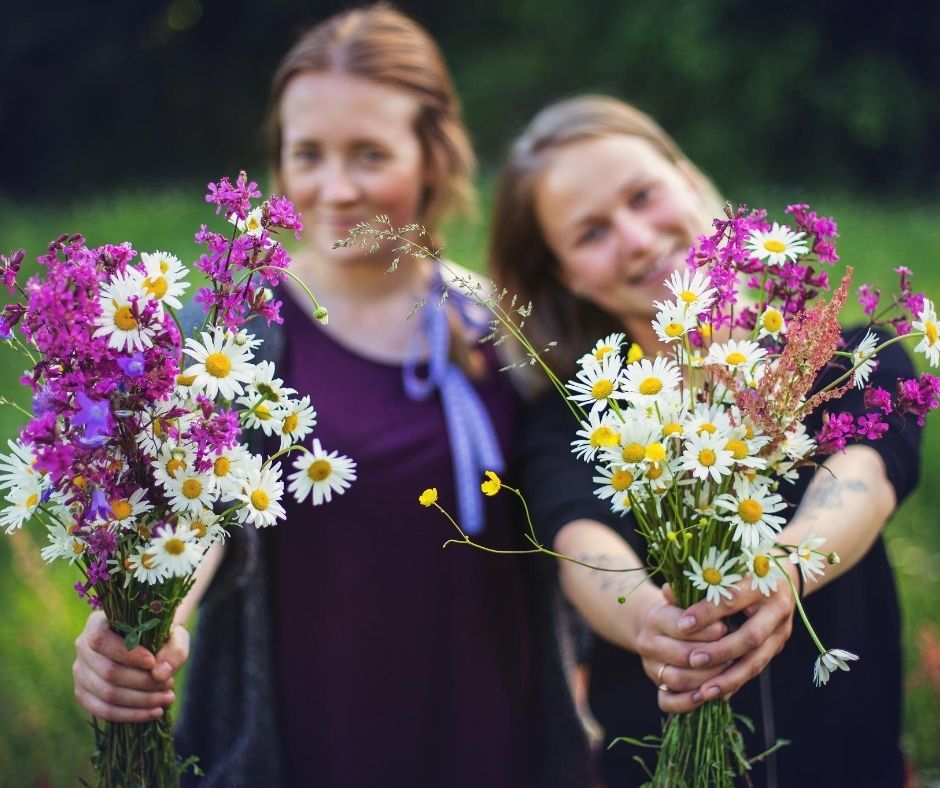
[0,173,356,787]
[561,204,940,785]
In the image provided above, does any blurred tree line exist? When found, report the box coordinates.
[2,0,938,200]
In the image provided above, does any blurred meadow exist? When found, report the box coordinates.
[0,184,938,785]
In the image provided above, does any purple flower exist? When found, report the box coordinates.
[855,413,889,441]
[857,284,880,316]
[816,411,855,454]
[73,391,111,447]
[864,387,893,414]
[896,374,940,426]
[117,352,146,376]
[88,487,112,520]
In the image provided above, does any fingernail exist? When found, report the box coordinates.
[692,691,703,703]
[678,615,696,631]
[690,652,710,668]
[705,686,721,700]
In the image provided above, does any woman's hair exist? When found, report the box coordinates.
[266,4,475,233]
[488,95,723,387]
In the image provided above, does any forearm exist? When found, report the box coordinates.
[173,541,226,625]
[779,444,896,595]
[554,519,661,651]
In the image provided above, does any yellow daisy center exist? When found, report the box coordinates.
[753,555,771,577]
[141,551,156,569]
[176,373,196,386]
[638,377,663,395]
[744,424,755,439]
[725,352,747,366]
[698,449,717,467]
[594,345,613,360]
[205,352,232,378]
[182,479,203,499]
[763,309,783,332]
[665,322,686,337]
[307,459,332,482]
[763,239,787,253]
[725,439,748,460]
[626,344,644,363]
[646,463,664,480]
[738,499,764,524]
[114,305,137,331]
[72,542,85,555]
[255,403,271,421]
[926,321,938,345]
[250,490,269,510]
[166,458,187,477]
[645,442,667,462]
[679,290,698,303]
[622,442,646,463]
[191,520,207,538]
[592,379,614,400]
[663,422,683,437]
[702,567,722,585]
[698,422,717,435]
[137,524,151,538]
[611,470,634,491]
[111,499,132,520]
[282,413,299,434]
[590,426,619,448]
[164,537,186,556]
[246,216,262,232]
[123,557,134,571]
[144,276,168,300]
[213,457,231,477]
[25,493,39,509]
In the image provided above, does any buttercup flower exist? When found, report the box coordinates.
[419,488,438,507]
[481,470,502,496]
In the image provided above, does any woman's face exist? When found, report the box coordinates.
[278,71,429,264]
[533,134,711,327]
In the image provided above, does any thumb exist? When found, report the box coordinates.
[661,583,676,606]
[151,623,190,683]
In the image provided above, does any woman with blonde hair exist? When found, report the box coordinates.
[490,95,919,786]
[71,8,589,786]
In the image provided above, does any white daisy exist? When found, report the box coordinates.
[778,423,816,462]
[243,360,297,407]
[0,439,39,491]
[850,330,879,388]
[183,327,256,401]
[233,455,287,527]
[757,307,787,340]
[743,541,786,597]
[705,339,767,377]
[238,395,285,437]
[277,396,318,452]
[162,467,218,514]
[148,524,203,578]
[127,543,168,584]
[40,520,85,564]
[107,488,154,529]
[678,431,735,483]
[714,478,788,549]
[208,442,250,497]
[134,399,181,458]
[138,251,190,311]
[790,530,827,584]
[592,464,638,502]
[722,424,769,471]
[178,508,226,547]
[578,333,626,366]
[152,441,195,489]
[93,270,157,352]
[288,439,357,506]
[230,206,265,238]
[0,478,42,533]
[652,302,697,344]
[567,353,624,414]
[813,648,859,687]
[663,268,718,315]
[601,417,661,468]
[684,547,743,605]
[912,299,940,367]
[684,403,734,440]
[572,408,622,462]
[621,357,682,407]
[745,223,809,266]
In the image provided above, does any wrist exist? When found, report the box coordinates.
[620,581,664,651]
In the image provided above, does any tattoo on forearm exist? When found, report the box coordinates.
[576,553,633,596]
[798,476,870,518]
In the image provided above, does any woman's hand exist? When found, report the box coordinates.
[666,565,799,705]
[73,610,190,722]
[633,588,730,713]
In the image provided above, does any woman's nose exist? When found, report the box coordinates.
[318,159,359,205]
[614,211,655,259]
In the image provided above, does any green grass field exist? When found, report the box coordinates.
[0,184,938,785]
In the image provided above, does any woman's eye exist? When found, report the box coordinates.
[578,224,608,245]
[359,148,388,164]
[630,186,654,209]
[291,148,320,165]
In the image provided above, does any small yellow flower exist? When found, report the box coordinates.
[626,343,644,363]
[419,488,438,507]
[480,470,502,497]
